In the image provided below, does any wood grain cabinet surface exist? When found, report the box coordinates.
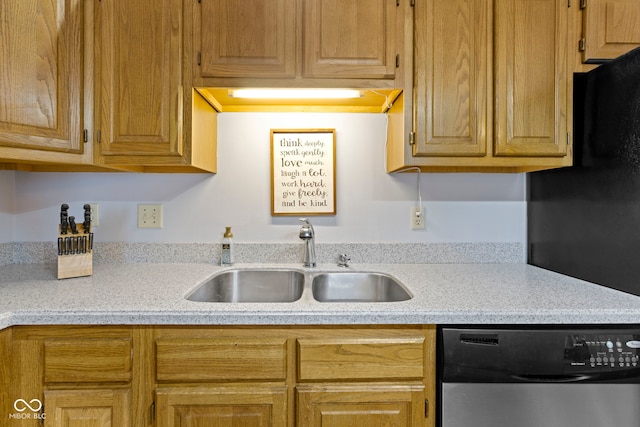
[156,385,288,427]
[5,325,436,427]
[297,384,426,427]
[387,0,574,173]
[0,0,83,154]
[1,0,217,173]
[195,0,407,88]
[579,0,640,64]
[94,0,217,172]
[6,326,134,427]
[155,337,288,382]
[493,0,571,159]
[151,326,435,427]
[45,389,131,427]
[0,0,96,171]
[297,335,425,381]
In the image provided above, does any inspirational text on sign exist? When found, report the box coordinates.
[271,130,336,215]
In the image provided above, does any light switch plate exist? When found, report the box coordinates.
[89,203,99,227]
[138,204,163,229]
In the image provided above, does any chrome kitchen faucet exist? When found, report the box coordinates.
[299,218,316,267]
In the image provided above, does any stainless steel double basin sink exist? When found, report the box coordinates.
[186,268,412,303]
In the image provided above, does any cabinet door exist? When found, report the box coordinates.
[156,386,288,427]
[0,0,84,153]
[44,389,131,427]
[582,0,640,63]
[199,0,296,78]
[302,0,398,79]
[494,0,570,157]
[297,384,425,427]
[95,0,184,162]
[413,0,490,156]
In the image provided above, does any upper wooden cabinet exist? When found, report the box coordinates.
[0,0,97,170]
[387,0,573,172]
[494,0,570,158]
[195,0,407,88]
[0,0,83,153]
[411,0,490,158]
[199,0,296,79]
[302,0,398,80]
[579,0,640,64]
[1,0,217,172]
[95,0,217,172]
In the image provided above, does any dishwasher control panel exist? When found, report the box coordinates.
[565,334,640,370]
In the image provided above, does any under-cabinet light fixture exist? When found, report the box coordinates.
[228,88,363,100]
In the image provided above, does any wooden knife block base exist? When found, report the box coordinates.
[57,224,93,280]
[57,252,93,279]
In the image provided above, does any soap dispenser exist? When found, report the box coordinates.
[221,227,234,266]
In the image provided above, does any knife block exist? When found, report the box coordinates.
[57,224,93,280]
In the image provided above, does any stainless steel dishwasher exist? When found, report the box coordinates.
[439,327,640,427]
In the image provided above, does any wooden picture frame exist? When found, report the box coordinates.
[271,129,336,216]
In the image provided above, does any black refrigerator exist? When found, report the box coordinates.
[528,46,640,298]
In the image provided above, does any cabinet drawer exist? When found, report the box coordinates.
[156,338,287,382]
[297,336,425,381]
[44,338,132,383]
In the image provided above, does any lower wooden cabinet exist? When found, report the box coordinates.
[45,389,131,427]
[6,325,436,427]
[6,326,133,427]
[297,384,426,427]
[156,386,288,427]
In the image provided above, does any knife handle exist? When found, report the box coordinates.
[57,238,63,256]
[64,237,70,255]
[88,233,94,252]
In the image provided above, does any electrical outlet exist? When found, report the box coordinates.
[410,206,425,230]
[138,204,163,229]
[89,203,99,227]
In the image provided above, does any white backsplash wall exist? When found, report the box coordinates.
[9,113,526,250]
[0,170,15,243]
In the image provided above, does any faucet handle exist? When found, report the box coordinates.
[299,218,314,239]
[337,253,350,267]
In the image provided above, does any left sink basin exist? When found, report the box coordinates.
[186,269,305,303]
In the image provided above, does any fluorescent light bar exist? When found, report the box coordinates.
[229,88,363,99]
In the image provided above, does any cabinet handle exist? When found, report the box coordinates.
[425,399,429,418]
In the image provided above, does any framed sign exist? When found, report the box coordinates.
[271,129,336,216]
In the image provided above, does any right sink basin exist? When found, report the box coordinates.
[311,272,412,303]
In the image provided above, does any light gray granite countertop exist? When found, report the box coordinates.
[1,262,640,329]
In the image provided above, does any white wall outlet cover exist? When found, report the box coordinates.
[410,206,425,230]
[138,204,163,229]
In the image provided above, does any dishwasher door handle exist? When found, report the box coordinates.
[510,374,593,383]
